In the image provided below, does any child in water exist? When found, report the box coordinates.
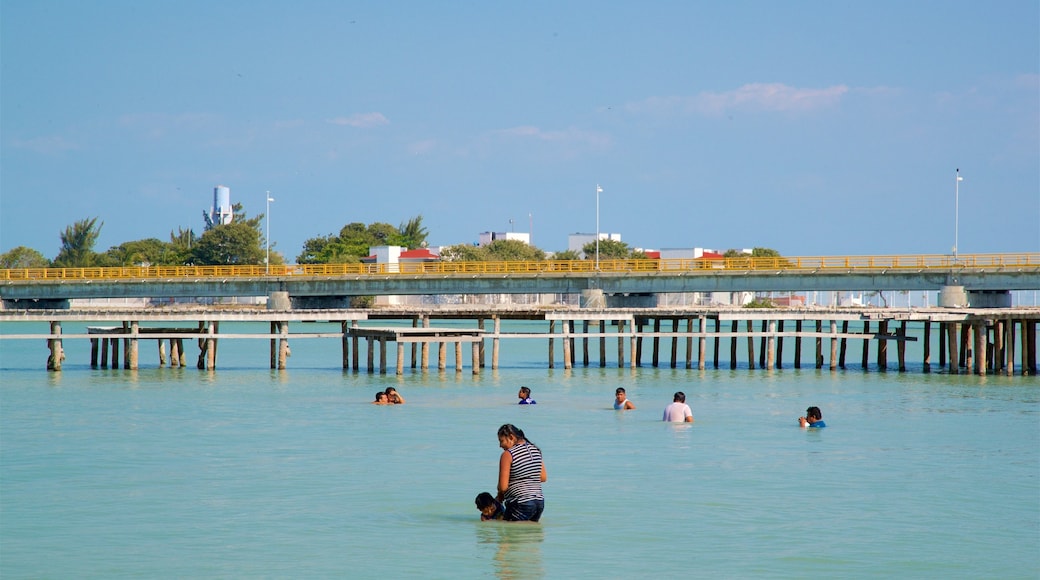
[475,492,505,521]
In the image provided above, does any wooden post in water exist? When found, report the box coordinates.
[636,319,644,367]
[629,332,637,369]
[91,338,99,368]
[958,323,969,370]
[975,322,987,375]
[366,337,375,373]
[815,320,823,369]
[838,321,848,369]
[421,317,430,370]
[47,321,63,371]
[671,318,680,369]
[759,320,767,369]
[112,335,121,369]
[652,318,661,368]
[437,341,446,371]
[993,320,1005,374]
[698,316,707,371]
[618,319,627,369]
[938,322,947,368]
[570,320,578,368]
[582,321,590,367]
[128,321,139,370]
[455,340,463,373]
[411,318,419,369]
[276,322,288,370]
[830,320,838,371]
[765,320,776,369]
[794,320,803,369]
[923,321,932,372]
[352,322,360,372]
[776,320,785,369]
[548,320,555,369]
[379,337,387,374]
[100,336,110,369]
[472,341,480,375]
[347,322,355,367]
[712,317,720,369]
[746,320,756,370]
[493,317,501,370]
[562,324,572,370]
[877,320,888,371]
[946,322,958,374]
[685,317,694,370]
[729,321,738,370]
[478,318,486,368]
[270,322,278,369]
[397,341,405,375]
[599,320,607,368]
[158,340,166,367]
[172,338,183,368]
[897,321,906,372]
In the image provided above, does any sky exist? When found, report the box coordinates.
[2,0,1038,262]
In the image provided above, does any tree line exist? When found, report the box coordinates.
[0,209,780,268]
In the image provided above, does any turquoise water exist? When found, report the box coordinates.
[1,321,1038,578]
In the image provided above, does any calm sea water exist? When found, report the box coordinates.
[1,321,1038,578]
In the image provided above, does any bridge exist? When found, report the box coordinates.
[2,252,1038,309]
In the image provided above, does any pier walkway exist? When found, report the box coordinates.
[2,306,1035,377]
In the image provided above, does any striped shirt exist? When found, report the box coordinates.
[504,441,544,504]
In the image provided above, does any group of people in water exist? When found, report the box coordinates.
[372,384,821,523]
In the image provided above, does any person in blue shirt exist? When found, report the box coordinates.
[799,406,826,428]
[517,386,536,405]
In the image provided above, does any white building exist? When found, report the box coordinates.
[568,232,622,257]
[478,231,531,246]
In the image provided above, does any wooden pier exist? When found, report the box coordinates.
[2,306,1037,376]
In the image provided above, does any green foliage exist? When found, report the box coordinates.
[297,216,428,264]
[53,217,103,267]
[99,238,168,266]
[191,221,263,265]
[166,228,197,265]
[439,243,486,262]
[582,238,643,260]
[551,249,580,261]
[743,298,777,309]
[0,246,50,268]
[483,239,545,261]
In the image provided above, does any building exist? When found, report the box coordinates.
[568,232,622,257]
[362,246,441,305]
[478,231,531,246]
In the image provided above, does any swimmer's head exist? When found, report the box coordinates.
[673,391,686,403]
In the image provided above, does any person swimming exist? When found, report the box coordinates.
[475,491,505,521]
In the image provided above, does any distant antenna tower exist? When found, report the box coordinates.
[203,185,234,230]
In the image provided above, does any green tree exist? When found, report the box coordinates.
[483,239,545,261]
[167,228,198,265]
[582,239,640,261]
[395,215,429,250]
[53,217,103,267]
[191,221,263,265]
[0,246,50,268]
[439,243,486,262]
[551,249,581,261]
[100,238,168,266]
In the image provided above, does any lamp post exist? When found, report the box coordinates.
[953,169,962,260]
[266,191,275,274]
[595,184,602,270]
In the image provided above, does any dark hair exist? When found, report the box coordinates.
[498,423,537,449]
[475,492,496,509]
[375,391,386,400]
[384,387,397,395]
[806,406,822,420]
[519,386,531,398]
[673,391,686,403]
[615,387,626,395]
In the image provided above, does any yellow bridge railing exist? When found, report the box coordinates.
[1,253,1037,282]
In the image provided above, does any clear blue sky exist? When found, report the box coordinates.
[2,1,1037,260]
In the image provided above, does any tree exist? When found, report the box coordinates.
[53,217,103,268]
[167,228,198,265]
[551,249,581,261]
[99,238,168,266]
[582,239,640,261]
[395,215,429,250]
[191,221,263,265]
[483,239,545,261]
[0,246,50,268]
[439,243,486,262]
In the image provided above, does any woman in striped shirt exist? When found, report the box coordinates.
[495,424,547,522]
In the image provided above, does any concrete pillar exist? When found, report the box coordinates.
[278,322,290,370]
[619,319,627,369]
[938,285,968,307]
[454,341,463,373]
[581,289,605,308]
[492,318,501,370]
[128,321,139,370]
[47,321,63,371]
[397,341,405,375]
[438,341,446,371]
[472,342,480,375]
[767,320,776,370]
[158,340,166,367]
[267,291,291,310]
[378,337,387,374]
[562,324,572,370]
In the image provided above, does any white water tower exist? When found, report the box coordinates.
[212,185,233,226]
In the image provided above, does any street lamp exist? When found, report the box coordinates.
[595,184,602,270]
[953,169,963,260]
[266,191,275,274]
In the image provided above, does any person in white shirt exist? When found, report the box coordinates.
[662,391,693,422]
